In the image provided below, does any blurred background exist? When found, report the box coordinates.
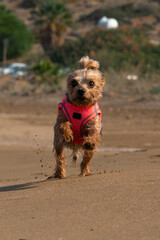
[1,2,160,238]
[0,0,160,96]
[0,0,160,184]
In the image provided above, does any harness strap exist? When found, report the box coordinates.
[63,105,71,122]
[80,111,96,137]
[61,100,65,109]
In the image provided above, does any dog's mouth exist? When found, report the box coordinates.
[77,96,88,102]
[72,96,89,106]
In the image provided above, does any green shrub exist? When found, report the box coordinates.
[61,0,82,3]
[20,0,37,8]
[50,27,160,74]
[150,86,160,94]
[33,60,61,76]
[32,60,63,87]
[0,5,34,61]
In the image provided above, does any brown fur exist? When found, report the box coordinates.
[51,56,104,178]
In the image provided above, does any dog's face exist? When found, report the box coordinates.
[67,57,104,107]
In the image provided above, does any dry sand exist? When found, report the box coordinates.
[0,94,160,240]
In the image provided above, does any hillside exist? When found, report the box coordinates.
[1,0,160,41]
[0,0,34,29]
[0,0,160,97]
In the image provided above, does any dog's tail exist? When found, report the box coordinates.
[78,56,99,70]
[72,149,79,163]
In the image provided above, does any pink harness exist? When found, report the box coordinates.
[58,96,102,144]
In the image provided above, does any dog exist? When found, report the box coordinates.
[52,56,104,178]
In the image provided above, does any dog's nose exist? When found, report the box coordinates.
[78,89,85,96]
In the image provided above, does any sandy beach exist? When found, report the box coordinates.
[0,94,160,240]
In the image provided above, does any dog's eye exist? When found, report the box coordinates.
[88,81,95,88]
[71,80,78,88]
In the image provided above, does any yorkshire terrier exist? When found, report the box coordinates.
[51,56,104,178]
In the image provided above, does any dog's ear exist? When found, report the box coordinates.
[78,56,99,70]
[101,76,105,86]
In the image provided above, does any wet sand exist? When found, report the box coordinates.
[0,94,160,240]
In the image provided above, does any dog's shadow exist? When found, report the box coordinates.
[0,177,63,193]
[0,182,37,192]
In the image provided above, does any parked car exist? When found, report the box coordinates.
[0,63,29,77]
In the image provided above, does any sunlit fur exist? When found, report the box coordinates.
[51,56,105,179]
[79,56,100,70]
[66,57,104,107]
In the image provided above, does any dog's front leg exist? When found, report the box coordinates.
[81,117,101,175]
[82,117,101,151]
[81,150,94,176]
[60,121,73,143]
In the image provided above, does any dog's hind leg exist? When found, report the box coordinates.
[80,150,94,176]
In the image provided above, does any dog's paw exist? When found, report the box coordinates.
[52,168,66,179]
[63,129,73,143]
[80,172,92,177]
[53,172,66,179]
[82,141,96,150]
[60,122,73,143]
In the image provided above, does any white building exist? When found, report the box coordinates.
[98,16,119,29]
